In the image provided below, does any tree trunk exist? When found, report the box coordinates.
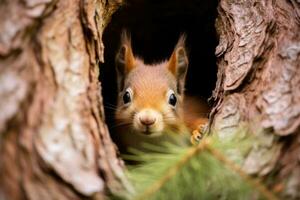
[1,0,300,199]
[0,0,130,199]
[212,0,300,199]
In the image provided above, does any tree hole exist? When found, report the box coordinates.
[100,0,218,150]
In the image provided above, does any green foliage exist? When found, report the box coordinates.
[115,133,278,200]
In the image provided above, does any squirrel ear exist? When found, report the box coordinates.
[168,35,188,94]
[115,32,136,90]
[115,32,136,74]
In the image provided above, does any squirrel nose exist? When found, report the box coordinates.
[139,116,156,126]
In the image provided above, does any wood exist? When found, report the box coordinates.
[0,0,130,199]
[0,0,299,199]
[212,0,300,199]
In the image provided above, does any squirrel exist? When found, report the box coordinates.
[113,32,209,152]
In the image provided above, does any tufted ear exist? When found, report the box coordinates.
[168,35,189,94]
[115,31,136,90]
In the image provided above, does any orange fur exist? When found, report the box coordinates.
[114,33,208,150]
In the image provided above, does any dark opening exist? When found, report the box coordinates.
[100,0,218,138]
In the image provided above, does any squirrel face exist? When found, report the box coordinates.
[115,33,188,136]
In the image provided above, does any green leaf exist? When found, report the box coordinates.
[116,132,278,200]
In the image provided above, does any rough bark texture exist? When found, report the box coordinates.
[0,0,130,199]
[1,0,300,199]
[212,0,300,199]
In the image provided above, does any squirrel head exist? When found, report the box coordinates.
[115,32,188,136]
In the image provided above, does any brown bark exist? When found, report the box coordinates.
[212,0,300,199]
[1,0,300,199]
[0,0,130,199]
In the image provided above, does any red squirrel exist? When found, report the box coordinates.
[114,32,208,151]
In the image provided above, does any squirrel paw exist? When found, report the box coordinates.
[190,123,208,145]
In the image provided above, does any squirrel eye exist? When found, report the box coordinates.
[123,89,132,104]
[168,93,177,106]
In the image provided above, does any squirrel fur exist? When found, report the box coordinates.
[114,32,208,151]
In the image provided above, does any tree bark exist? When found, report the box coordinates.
[1,0,300,199]
[212,0,300,199]
[0,0,130,199]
